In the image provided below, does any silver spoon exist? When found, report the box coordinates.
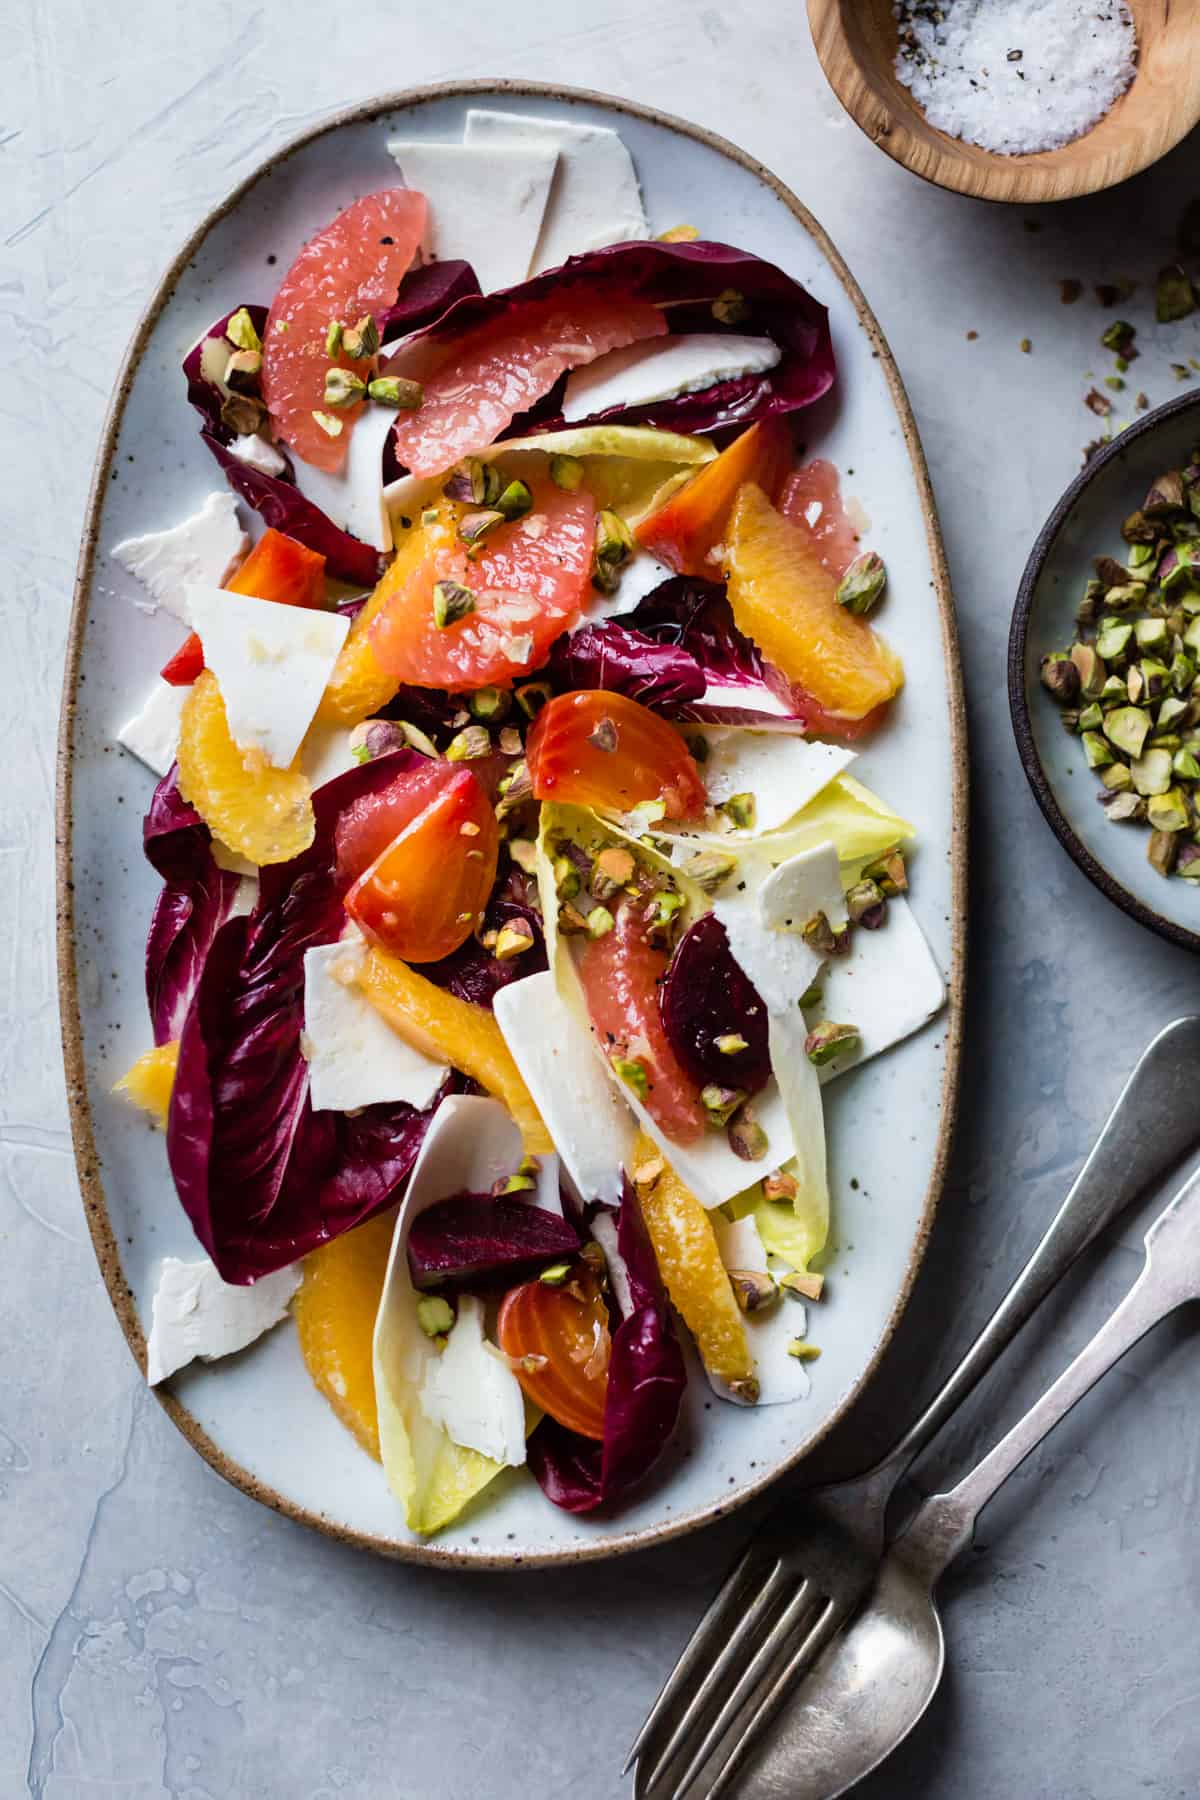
[731,1155,1200,1800]
[630,1016,1200,1798]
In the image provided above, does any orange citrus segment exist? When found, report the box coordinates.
[631,1132,754,1390]
[726,483,903,722]
[177,670,315,865]
[293,1209,396,1460]
[113,1041,179,1129]
[317,524,436,727]
[355,950,552,1154]
[262,190,426,474]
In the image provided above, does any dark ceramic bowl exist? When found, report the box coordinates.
[1009,390,1200,954]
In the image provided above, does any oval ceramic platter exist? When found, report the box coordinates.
[1011,390,1200,953]
[59,82,966,1566]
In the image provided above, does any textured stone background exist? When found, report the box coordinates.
[5,4,1200,1795]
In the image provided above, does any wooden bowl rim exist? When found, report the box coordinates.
[808,0,1200,204]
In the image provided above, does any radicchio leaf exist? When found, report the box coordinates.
[406,1190,579,1288]
[527,1180,686,1514]
[167,753,458,1283]
[547,621,706,712]
[389,240,833,444]
[660,915,771,1094]
[183,304,382,588]
[376,260,482,341]
[416,874,546,1010]
[143,770,243,1047]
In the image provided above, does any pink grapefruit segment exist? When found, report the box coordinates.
[368,473,596,691]
[388,296,668,477]
[262,189,426,474]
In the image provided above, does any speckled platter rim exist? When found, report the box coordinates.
[57,79,968,1569]
[1008,388,1200,958]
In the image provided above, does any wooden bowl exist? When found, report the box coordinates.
[808,0,1200,203]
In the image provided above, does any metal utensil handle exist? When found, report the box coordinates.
[881,1016,1200,1484]
[898,1167,1200,1581]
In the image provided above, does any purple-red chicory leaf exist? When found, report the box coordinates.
[406,1189,579,1288]
[527,1180,686,1514]
[376,260,482,342]
[416,875,546,1011]
[166,753,459,1283]
[143,770,244,1047]
[547,620,706,712]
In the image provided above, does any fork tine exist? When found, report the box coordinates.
[623,1540,776,1774]
[635,1561,796,1797]
[664,1582,828,1800]
[701,1596,844,1800]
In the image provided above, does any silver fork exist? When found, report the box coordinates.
[628,1015,1200,1800]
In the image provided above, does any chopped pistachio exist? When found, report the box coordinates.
[393,719,440,759]
[846,878,886,927]
[804,1020,861,1067]
[552,854,582,900]
[538,1262,572,1286]
[701,1084,745,1128]
[1145,469,1187,515]
[323,366,367,408]
[1122,509,1160,545]
[1139,658,1170,702]
[728,1269,778,1314]
[458,508,506,553]
[1135,615,1169,651]
[417,1295,455,1338]
[1170,651,1197,694]
[310,409,344,438]
[469,686,511,723]
[1131,746,1174,794]
[1157,265,1197,323]
[495,479,534,522]
[1094,620,1132,662]
[835,551,887,616]
[652,890,686,930]
[861,846,908,895]
[1156,696,1190,734]
[1100,319,1136,356]
[1100,761,1133,792]
[1148,828,1180,875]
[592,509,635,592]
[225,307,262,353]
[1077,702,1104,731]
[222,392,269,435]
[515,681,553,719]
[1040,651,1081,702]
[679,849,737,894]
[325,318,344,358]
[719,791,757,830]
[715,1032,750,1056]
[549,453,584,490]
[368,375,423,408]
[223,348,263,393]
[1177,844,1200,880]
[632,1153,666,1186]
[444,459,503,507]
[1100,791,1146,823]
[712,288,750,324]
[1147,787,1191,832]
[585,905,615,939]
[432,580,476,629]
[798,979,823,1009]
[1081,730,1115,770]
[446,724,491,762]
[494,920,536,960]
[341,313,380,360]
[1104,376,1125,393]
[1173,747,1200,780]
[588,715,618,753]
[421,507,440,527]
[787,1340,821,1362]
[728,1107,769,1161]
[1099,673,1129,710]
[1103,706,1152,759]
[611,1055,649,1099]
[801,910,838,957]
[508,837,538,875]
[658,223,700,242]
[762,1169,799,1203]
[780,1269,824,1301]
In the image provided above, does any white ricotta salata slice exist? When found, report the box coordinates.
[145,1256,300,1385]
[112,492,247,622]
[420,1295,526,1467]
[302,941,447,1114]
[299,723,359,793]
[710,1214,812,1403]
[289,399,397,553]
[373,1095,532,1529]
[698,681,792,718]
[385,139,559,293]
[711,847,829,1012]
[757,840,848,933]
[493,969,636,1207]
[184,583,349,769]
[116,680,187,777]
[812,897,946,1081]
[227,433,288,477]
[562,336,781,424]
[689,731,854,835]
[463,110,648,271]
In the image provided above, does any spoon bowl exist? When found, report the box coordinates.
[807,0,1200,203]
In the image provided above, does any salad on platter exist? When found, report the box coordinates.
[110,109,945,1535]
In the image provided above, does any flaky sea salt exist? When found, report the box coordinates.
[894,1,1137,156]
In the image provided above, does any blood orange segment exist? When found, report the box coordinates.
[388,295,668,477]
[497,1274,610,1440]
[262,190,426,474]
[334,759,458,886]
[345,770,500,963]
[577,901,708,1146]
[635,419,792,577]
[726,483,903,723]
[367,474,596,693]
[527,690,706,821]
[355,950,552,1154]
[294,1210,396,1460]
[177,670,314,865]
[778,459,860,578]
[630,1134,754,1391]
